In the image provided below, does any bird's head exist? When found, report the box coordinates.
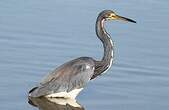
[100,10,136,23]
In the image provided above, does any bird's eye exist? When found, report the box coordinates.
[107,14,112,17]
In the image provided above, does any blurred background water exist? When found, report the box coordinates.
[0,0,169,110]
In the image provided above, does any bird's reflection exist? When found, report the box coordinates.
[28,97,85,110]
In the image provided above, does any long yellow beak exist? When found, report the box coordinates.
[116,15,136,23]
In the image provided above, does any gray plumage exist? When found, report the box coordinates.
[30,57,95,97]
[29,10,136,98]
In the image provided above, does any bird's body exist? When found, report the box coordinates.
[29,10,136,99]
[29,57,95,99]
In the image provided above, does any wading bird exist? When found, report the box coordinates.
[29,10,136,99]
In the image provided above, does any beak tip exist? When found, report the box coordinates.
[127,18,137,24]
[117,15,136,24]
[132,20,137,23]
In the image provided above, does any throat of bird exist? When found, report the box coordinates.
[100,21,114,65]
[95,16,114,73]
[102,37,114,65]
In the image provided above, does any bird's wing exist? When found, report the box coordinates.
[31,57,95,97]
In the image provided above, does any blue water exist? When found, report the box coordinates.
[0,0,169,110]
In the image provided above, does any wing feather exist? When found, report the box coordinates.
[30,57,95,97]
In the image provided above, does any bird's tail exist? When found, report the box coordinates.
[28,87,39,97]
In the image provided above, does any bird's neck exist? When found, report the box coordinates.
[95,16,114,73]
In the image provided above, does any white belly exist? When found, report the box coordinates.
[46,88,83,99]
[46,98,82,108]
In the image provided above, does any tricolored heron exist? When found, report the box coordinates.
[29,10,136,99]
